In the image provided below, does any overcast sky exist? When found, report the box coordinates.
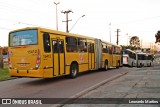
[0,0,160,46]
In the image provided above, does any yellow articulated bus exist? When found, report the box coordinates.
[8,27,122,78]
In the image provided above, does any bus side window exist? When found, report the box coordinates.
[66,36,77,52]
[102,44,108,53]
[59,40,64,53]
[52,40,58,53]
[43,33,51,52]
[108,46,111,54]
[78,38,87,52]
[88,43,94,53]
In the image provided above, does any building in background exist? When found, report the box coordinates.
[140,41,159,54]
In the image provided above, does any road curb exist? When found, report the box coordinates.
[71,72,128,98]
[52,71,128,107]
[0,77,17,82]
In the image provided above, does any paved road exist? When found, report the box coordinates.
[0,67,128,107]
[63,64,160,107]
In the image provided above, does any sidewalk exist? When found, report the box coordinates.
[64,64,160,107]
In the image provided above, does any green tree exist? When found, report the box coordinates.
[155,31,160,43]
[130,36,140,48]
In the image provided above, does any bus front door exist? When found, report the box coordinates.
[52,39,65,76]
[88,43,95,70]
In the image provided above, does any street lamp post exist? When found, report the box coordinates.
[141,40,143,48]
[54,2,60,30]
[109,23,111,43]
[127,34,131,46]
[69,15,85,32]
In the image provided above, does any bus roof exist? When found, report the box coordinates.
[125,49,136,53]
[9,27,96,40]
[136,52,146,55]
[101,40,121,47]
[9,27,119,46]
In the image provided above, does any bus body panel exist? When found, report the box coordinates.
[8,28,44,77]
[9,46,39,70]
[95,39,102,69]
[9,69,44,78]
[51,37,65,77]
[123,49,136,67]
[101,41,122,68]
[136,53,153,67]
[102,53,110,68]
[146,54,153,67]
[123,55,128,65]
[87,39,96,70]
[112,54,117,67]
[8,27,122,78]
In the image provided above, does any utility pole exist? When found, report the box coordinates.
[54,2,60,30]
[61,10,73,32]
[116,29,120,45]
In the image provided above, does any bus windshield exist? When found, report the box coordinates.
[9,30,38,46]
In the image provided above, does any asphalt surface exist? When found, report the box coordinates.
[0,66,128,107]
[1,62,159,107]
[63,63,160,107]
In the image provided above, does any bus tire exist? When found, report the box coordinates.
[104,60,108,71]
[116,61,120,69]
[131,62,133,67]
[69,63,78,79]
[140,63,142,68]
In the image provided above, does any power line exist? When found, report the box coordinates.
[0,1,51,21]
[0,1,56,30]
[0,27,13,30]
[0,17,52,29]
[115,16,160,25]
[0,1,41,13]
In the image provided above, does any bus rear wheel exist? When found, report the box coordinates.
[140,63,143,68]
[69,63,78,79]
[116,61,120,69]
[131,62,133,67]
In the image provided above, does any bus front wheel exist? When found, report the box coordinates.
[69,63,78,79]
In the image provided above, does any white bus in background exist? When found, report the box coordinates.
[145,53,153,67]
[136,52,146,67]
[123,49,137,67]
[136,52,153,67]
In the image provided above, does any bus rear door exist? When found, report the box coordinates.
[52,38,65,76]
[88,42,95,70]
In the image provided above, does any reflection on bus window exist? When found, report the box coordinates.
[88,43,94,53]
[137,54,145,60]
[10,30,38,46]
[78,38,87,52]
[102,43,108,53]
[66,37,77,52]
[58,40,64,53]
[52,40,64,53]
